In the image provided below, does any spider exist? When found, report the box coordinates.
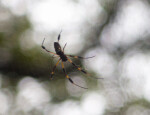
[41,31,102,89]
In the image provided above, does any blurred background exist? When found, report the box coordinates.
[0,0,150,115]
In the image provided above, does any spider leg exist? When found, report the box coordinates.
[52,55,60,59]
[67,57,103,79]
[61,61,88,89]
[67,55,95,59]
[58,30,62,42]
[41,38,58,56]
[50,58,61,80]
[63,43,67,52]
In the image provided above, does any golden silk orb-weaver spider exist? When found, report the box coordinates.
[41,31,102,89]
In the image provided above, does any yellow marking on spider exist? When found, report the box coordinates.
[61,62,64,68]
[67,58,72,63]
[78,68,81,71]
[66,75,69,78]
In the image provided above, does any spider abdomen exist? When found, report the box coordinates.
[54,42,61,54]
[54,42,67,61]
